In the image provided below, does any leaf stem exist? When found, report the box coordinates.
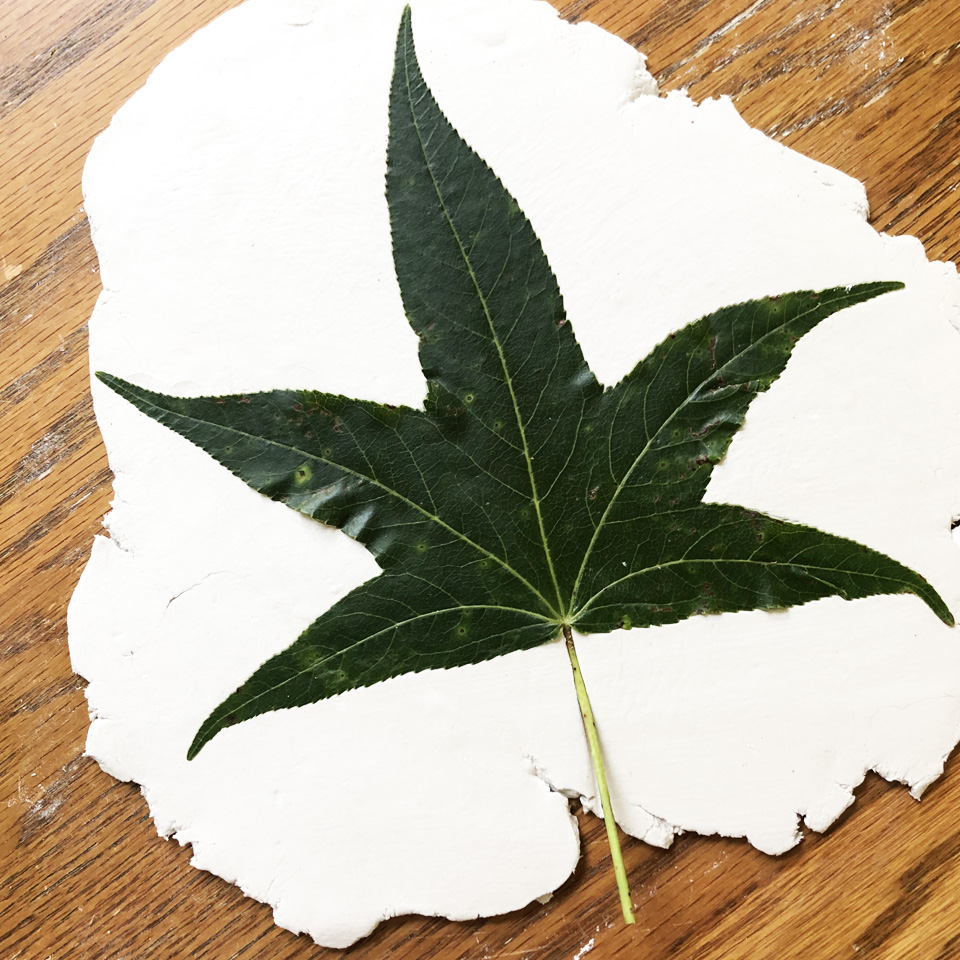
[563,625,636,925]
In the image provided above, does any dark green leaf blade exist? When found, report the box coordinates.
[388,7,602,609]
[187,562,558,759]
[601,283,903,505]
[562,283,904,609]
[95,375,436,569]
[94,374,556,615]
[565,282,914,612]
[573,503,954,631]
[599,282,903,503]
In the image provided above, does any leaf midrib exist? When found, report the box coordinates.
[399,25,567,618]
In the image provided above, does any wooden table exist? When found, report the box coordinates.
[3,1,960,957]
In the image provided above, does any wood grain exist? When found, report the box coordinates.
[2,1,959,957]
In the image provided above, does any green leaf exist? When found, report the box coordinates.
[96,6,954,923]
[97,7,951,763]
[98,10,953,757]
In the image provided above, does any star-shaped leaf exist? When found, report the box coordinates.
[96,5,953,924]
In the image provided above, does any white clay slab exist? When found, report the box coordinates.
[69,0,960,946]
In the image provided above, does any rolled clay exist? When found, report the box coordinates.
[69,0,960,946]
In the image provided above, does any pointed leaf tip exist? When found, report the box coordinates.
[930,593,955,628]
[187,727,210,761]
[848,279,905,298]
[97,371,137,397]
